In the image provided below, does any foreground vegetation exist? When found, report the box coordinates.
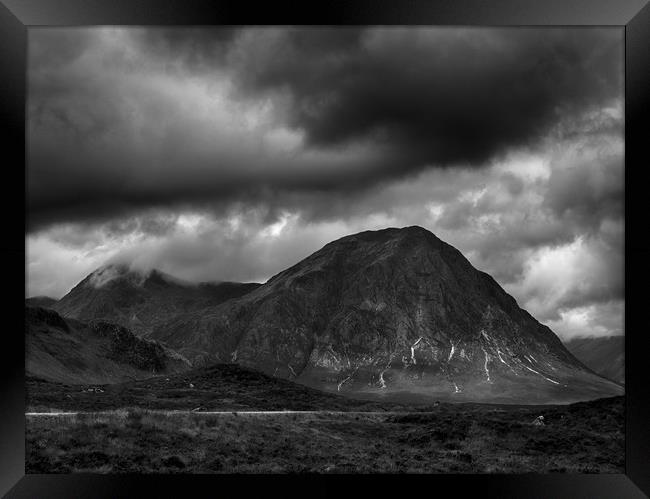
[26,396,623,473]
[26,364,403,413]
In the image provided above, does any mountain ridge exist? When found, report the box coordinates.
[53,263,261,338]
[41,226,621,403]
[146,226,620,404]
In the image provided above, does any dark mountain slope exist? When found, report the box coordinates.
[564,336,624,385]
[53,264,260,338]
[26,306,191,384]
[25,296,57,309]
[150,226,622,404]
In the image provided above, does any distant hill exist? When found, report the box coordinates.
[25,296,57,309]
[26,306,191,384]
[564,336,624,385]
[26,363,400,413]
[53,264,260,338]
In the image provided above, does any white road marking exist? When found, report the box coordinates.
[25,410,439,417]
[26,412,81,416]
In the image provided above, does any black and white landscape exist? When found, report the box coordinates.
[26,27,624,473]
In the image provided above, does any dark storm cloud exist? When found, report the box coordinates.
[227,28,622,163]
[132,27,243,69]
[27,27,622,230]
[26,27,625,339]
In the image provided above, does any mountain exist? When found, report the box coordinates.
[564,336,624,385]
[53,264,261,339]
[25,296,57,309]
[149,226,622,404]
[26,305,191,384]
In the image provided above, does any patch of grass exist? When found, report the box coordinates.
[26,396,624,474]
[26,365,412,413]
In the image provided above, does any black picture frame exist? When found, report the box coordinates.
[2,1,649,497]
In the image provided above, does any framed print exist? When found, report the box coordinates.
[1,0,649,497]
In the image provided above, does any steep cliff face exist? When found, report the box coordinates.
[53,264,260,338]
[150,227,622,404]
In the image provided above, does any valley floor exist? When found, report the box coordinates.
[26,397,624,474]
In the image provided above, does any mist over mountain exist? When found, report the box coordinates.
[564,336,624,385]
[26,306,191,384]
[53,264,261,338]
[143,226,621,404]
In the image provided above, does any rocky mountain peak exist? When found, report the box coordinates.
[47,226,622,404]
[147,226,622,404]
[54,264,261,338]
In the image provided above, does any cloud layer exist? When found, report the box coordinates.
[26,27,624,340]
[28,27,622,229]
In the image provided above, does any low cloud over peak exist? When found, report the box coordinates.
[26,27,623,341]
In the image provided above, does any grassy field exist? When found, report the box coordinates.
[26,396,624,474]
[25,364,404,413]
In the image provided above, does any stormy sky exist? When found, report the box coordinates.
[26,27,624,340]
